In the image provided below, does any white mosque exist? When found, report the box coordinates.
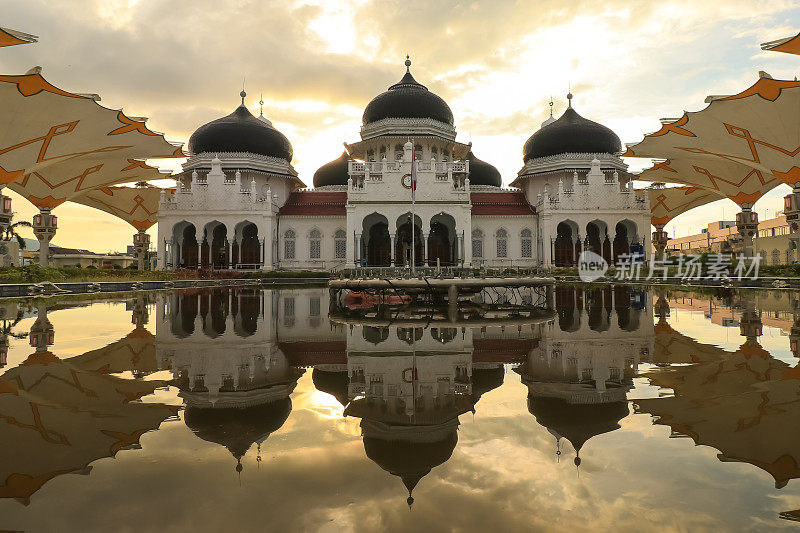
[156,58,651,271]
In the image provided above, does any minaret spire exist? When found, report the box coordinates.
[259,93,264,117]
[549,96,554,117]
[567,82,573,108]
[405,54,411,73]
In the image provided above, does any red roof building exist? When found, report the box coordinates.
[471,192,535,216]
[278,191,347,216]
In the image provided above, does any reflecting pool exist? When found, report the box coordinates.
[1,285,800,531]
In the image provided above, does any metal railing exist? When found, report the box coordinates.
[340,265,550,279]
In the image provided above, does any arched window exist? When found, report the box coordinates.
[772,249,781,265]
[521,228,533,258]
[334,229,346,259]
[309,229,321,259]
[442,149,450,162]
[284,229,296,259]
[367,149,375,162]
[472,229,484,258]
[496,228,508,258]
[394,144,404,161]
[414,144,423,161]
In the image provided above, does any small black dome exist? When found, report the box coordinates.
[311,368,349,406]
[313,152,350,188]
[363,62,454,126]
[183,398,292,459]
[523,105,621,162]
[465,151,502,187]
[188,103,293,161]
[527,394,628,453]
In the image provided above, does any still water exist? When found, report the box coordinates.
[0,285,799,532]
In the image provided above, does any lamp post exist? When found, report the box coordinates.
[133,229,150,270]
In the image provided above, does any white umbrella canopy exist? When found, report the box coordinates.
[0,350,177,503]
[71,183,172,231]
[7,158,171,210]
[639,156,780,207]
[761,31,800,55]
[625,77,800,194]
[0,71,183,192]
[644,184,725,227]
[0,28,37,48]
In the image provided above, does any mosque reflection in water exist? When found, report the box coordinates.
[2,285,800,522]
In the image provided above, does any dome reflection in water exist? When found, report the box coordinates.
[4,286,800,528]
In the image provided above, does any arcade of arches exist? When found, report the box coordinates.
[169,221,264,269]
[553,219,641,267]
[358,213,462,267]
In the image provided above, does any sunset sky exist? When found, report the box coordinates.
[2,0,800,251]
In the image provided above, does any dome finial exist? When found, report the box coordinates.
[259,93,264,117]
[567,83,573,108]
[405,54,411,73]
[240,90,246,106]
[549,96,554,117]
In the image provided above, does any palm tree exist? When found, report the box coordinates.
[4,214,30,250]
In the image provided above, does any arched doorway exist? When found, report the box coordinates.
[205,223,229,269]
[175,223,199,268]
[585,220,610,262]
[362,213,391,266]
[236,222,260,266]
[395,213,423,267]
[554,221,579,266]
[556,286,581,332]
[613,220,638,262]
[428,213,456,266]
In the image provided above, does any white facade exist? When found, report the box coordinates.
[157,83,651,271]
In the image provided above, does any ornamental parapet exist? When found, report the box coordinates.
[360,117,457,141]
[348,160,467,178]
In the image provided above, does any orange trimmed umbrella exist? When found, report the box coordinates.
[0,70,182,186]
[625,75,800,254]
[0,350,176,503]
[0,27,37,48]
[70,183,173,269]
[762,32,800,56]
[643,184,724,255]
[0,69,183,264]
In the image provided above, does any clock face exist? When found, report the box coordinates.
[401,173,412,189]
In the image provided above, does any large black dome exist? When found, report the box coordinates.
[363,60,454,126]
[313,151,350,188]
[466,151,502,187]
[523,103,621,162]
[188,98,293,161]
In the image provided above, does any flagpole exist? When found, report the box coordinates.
[411,147,416,274]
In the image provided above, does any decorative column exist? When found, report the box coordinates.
[175,236,183,269]
[736,205,758,257]
[652,224,669,258]
[133,229,150,270]
[739,296,762,345]
[390,233,396,266]
[30,303,54,354]
[227,231,234,269]
[422,232,429,266]
[784,185,800,257]
[0,190,10,243]
[32,208,57,267]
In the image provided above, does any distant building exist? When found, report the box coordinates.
[23,245,135,268]
[666,215,796,264]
